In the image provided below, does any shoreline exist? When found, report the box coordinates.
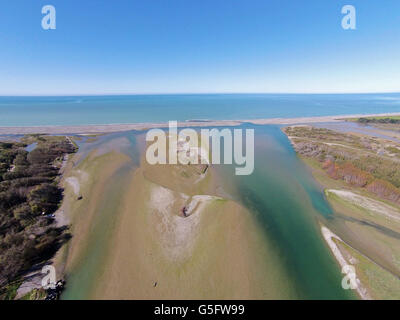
[1,112,400,134]
[284,125,400,300]
[320,226,371,300]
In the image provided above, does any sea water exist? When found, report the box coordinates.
[0,93,399,126]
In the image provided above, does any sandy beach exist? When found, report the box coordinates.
[2,112,400,135]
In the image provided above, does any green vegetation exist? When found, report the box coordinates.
[0,135,76,298]
[336,239,400,300]
[284,126,400,203]
[386,146,400,155]
[357,116,400,124]
[20,288,47,300]
[0,280,22,300]
[285,126,400,299]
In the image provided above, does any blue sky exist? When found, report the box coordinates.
[0,0,399,95]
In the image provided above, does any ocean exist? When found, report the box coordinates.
[0,93,400,126]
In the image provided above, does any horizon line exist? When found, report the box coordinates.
[0,91,400,97]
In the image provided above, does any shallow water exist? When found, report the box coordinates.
[61,134,141,300]
[62,125,356,299]
[215,125,355,299]
[62,164,132,299]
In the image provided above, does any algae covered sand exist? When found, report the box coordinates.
[92,167,290,299]
[61,126,355,300]
[89,132,293,299]
[61,131,293,299]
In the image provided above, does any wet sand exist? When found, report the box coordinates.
[2,112,400,134]
[60,133,294,299]
[92,167,290,299]
[61,149,133,299]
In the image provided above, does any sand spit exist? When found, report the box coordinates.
[184,195,222,216]
[321,226,371,300]
[2,112,400,134]
[245,112,400,125]
[0,120,240,134]
[327,189,400,222]
[149,185,222,261]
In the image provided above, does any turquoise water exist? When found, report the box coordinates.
[0,93,399,126]
[215,124,355,299]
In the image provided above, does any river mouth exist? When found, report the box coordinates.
[61,124,355,299]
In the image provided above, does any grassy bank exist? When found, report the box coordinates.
[283,125,400,299]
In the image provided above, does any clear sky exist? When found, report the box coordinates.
[0,0,399,95]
